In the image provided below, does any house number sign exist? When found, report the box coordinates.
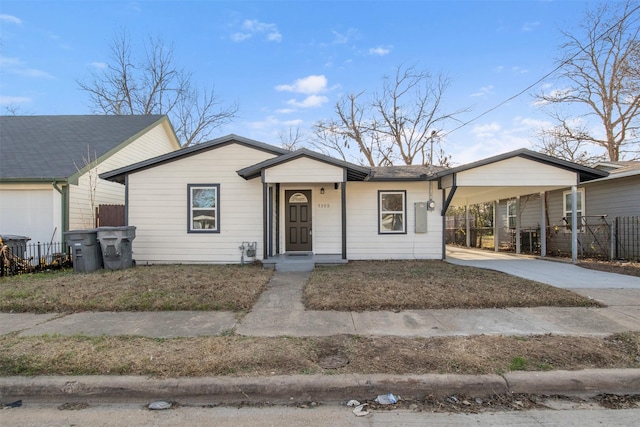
[317,203,330,208]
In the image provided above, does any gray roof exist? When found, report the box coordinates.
[0,115,168,181]
[101,134,289,184]
[369,165,447,180]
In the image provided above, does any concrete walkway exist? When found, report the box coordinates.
[2,253,639,339]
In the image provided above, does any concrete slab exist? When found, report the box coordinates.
[508,307,630,335]
[594,306,640,331]
[572,288,640,306]
[447,247,640,289]
[352,310,448,337]
[18,311,237,338]
[0,313,60,335]
[237,309,355,337]
[431,308,550,336]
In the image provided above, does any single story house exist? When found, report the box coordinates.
[491,160,639,259]
[100,134,607,264]
[0,115,180,245]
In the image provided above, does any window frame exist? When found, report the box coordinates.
[187,184,220,234]
[507,199,517,229]
[378,190,407,234]
[562,188,585,233]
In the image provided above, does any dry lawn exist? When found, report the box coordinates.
[579,259,640,277]
[305,260,600,311]
[0,264,272,313]
[1,332,638,377]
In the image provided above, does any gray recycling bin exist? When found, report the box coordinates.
[96,226,136,270]
[64,229,103,273]
[0,234,31,258]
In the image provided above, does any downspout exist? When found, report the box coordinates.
[52,181,69,240]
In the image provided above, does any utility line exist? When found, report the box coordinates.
[441,2,640,138]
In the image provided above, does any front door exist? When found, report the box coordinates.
[285,190,312,252]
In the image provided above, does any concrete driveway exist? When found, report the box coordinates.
[446,246,640,290]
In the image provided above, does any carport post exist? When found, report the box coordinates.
[571,185,578,263]
[540,191,546,257]
[493,200,499,252]
[465,204,470,247]
[515,196,521,254]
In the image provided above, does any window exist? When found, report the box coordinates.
[188,184,219,233]
[507,200,517,229]
[379,191,406,234]
[563,189,584,232]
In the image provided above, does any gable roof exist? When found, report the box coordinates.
[100,134,289,184]
[434,148,608,183]
[236,148,371,181]
[0,115,172,182]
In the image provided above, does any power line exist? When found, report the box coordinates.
[441,2,640,139]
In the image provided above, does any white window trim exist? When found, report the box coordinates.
[188,184,220,233]
[507,199,517,229]
[378,190,406,234]
[562,188,585,233]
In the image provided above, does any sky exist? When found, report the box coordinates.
[0,0,605,165]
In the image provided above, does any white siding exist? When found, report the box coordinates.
[265,157,343,183]
[128,143,278,264]
[346,181,442,260]
[457,157,576,187]
[68,122,179,230]
[0,184,59,244]
[277,184,342,255]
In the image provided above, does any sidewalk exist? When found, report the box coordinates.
[2,254,640,338]
[2,255,640,404]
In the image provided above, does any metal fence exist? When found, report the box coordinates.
[446,215,639,261]
[0,240,72,277]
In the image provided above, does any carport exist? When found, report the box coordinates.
[435,149,608,262]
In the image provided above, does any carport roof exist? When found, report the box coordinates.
[434,148,609,209]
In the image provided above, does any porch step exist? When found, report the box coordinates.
[275,261,315,272]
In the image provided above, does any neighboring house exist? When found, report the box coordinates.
[0,115,181,245]
[492,161,639,259]
[101,135,606,264]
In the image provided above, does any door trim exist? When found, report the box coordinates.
[284,190,312,252]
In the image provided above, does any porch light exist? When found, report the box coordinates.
[334,183,339,190]
[320,187,325,194]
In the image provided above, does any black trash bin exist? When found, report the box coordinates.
[96,226,136,270]
[64,229,103,273]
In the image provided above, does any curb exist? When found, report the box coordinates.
[2,369,640,405]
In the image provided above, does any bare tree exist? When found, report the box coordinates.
[533,120,604,165]
[312,64,468,167]
[535,0,640,161]
[278,125,305,151]
[78,30,238,146]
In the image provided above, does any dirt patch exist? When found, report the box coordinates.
[0,264,272,313]
[1,332,638,377]
[304,260,600,311]
[579,259,640,277]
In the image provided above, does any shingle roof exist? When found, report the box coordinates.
[0,115,167,181]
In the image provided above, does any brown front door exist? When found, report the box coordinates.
[285,190,312,252]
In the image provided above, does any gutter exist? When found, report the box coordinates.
[52,180,69,240]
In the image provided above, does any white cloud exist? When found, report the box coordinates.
[0,55,53,79]
[286,95,328,108]
[0,95,30,105]
[90,62,108,70]
[275,108,296,114]
[471,122,501,139]
[470,85,494,98]
[512,66,528,74]
[232,19,281,42]
[332,28,359,44]
[276,75,327,94]
[0,14,22,25]
[369,46,391,56]
[522,21,540,32]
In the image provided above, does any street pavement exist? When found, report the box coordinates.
[2,248,640,409]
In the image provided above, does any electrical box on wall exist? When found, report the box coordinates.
[415,202,428,233]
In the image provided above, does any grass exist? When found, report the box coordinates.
[0,332,638,377]
[304,260,601,311]
[0,264,272,313]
